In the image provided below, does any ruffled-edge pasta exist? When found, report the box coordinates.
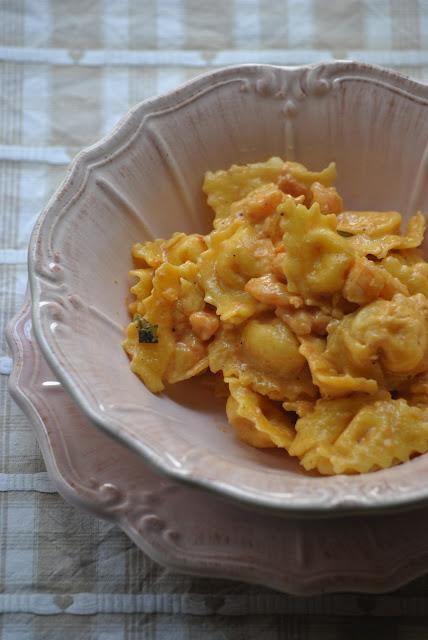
[208,319,317,402]
[289,394,428,475]
[226,378,295,450]
[124,156,428,476]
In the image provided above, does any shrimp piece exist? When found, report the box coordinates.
[310,181,343,214]
[277,168,311,203]
[231,184,284,223]
[189,310,220,341]
[276,307,332,336]
[245,274,303,308]
[343,257,409,305]
[271,252,286,280]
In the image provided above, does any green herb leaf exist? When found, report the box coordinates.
[337,230,354,238]
[134,314,159,344]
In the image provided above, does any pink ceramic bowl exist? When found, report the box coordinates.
[9,296,428,594]
[29,62,428,516]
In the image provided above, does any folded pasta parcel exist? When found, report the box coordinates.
[124,157,428,476]
[279,196,353,299]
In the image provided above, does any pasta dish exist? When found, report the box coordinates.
[123,157,428,476]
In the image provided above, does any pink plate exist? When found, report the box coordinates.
[28,62,428,516]
[7,296,428,595]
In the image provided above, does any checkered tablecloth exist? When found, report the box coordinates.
[3,0,428,637]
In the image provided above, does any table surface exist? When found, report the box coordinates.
[2,0,428,637]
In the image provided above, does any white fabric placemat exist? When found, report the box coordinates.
[2,1,428,637]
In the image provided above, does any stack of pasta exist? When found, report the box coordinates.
[123,157,428,476]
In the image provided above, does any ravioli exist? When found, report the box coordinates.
[208,318,316,401]
[203,157,285,221]
[289,394,428,475]
[198,219,270,324]
[123,237,208,391]
[280,197,353,300]
[226,378,296,449]
[124,157,428,476]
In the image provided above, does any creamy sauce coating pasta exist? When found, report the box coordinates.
[123,158,428,476]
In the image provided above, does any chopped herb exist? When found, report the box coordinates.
[134,314,158,343]
[337,230,354,238]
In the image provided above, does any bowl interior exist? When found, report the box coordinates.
[30,63,428,511]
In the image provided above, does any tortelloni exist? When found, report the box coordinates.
[226,378,296,449]
[280,197,353,300]
[300,293,428,398]
[124,157,428,476]
[208,318,317,401]
[289,394,428,475]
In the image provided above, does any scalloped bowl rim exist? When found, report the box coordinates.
[28,61,428,517]
[10,297,428,595]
